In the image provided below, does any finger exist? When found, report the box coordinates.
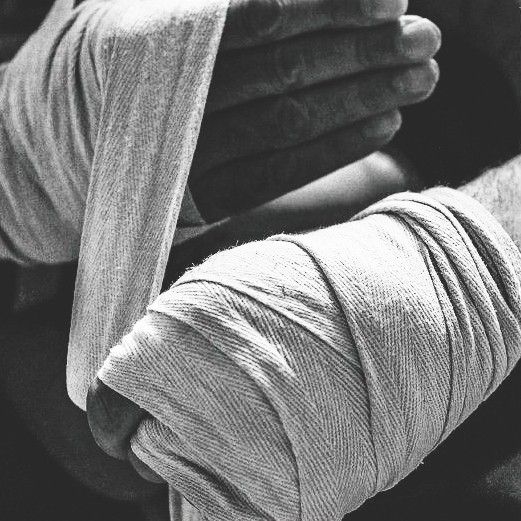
[87,377,146,460]
[128,449,166,484]
[222,0,408,50]
[193,60,439,174]
[190,110,402,221]
[208,16,441,112]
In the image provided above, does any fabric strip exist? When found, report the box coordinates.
[99,188,521,520]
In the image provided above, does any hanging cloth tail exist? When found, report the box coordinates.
[1,2,227,519]
[64,0,229,410]
[0,0,225,354]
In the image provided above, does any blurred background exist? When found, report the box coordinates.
[0,0,53,62]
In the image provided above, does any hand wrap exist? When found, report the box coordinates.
[99,188,521,520]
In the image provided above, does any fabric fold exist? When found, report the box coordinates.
[0,0,229,410]
[99,187,521,520]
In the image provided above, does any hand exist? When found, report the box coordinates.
[89,153,521,493]
[87,149,417,482]
[190,0,441,221]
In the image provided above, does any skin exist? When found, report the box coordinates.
[163,150,419,286]
[87,151,521,486]
[192,0,441,220]
[0,0,440,226]
[459,155,521,250]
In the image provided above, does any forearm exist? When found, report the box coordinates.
[459,154,521,250]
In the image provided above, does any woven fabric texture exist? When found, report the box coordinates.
[98,187,521,520]
[0,0,228,410]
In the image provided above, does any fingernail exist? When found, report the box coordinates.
[400,18,442,59]
[364,0,407,19]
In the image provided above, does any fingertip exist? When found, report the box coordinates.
[431,21,442,53]
[430,58,441,82]
[389,109,403,132]
[392,59,440,101]
[384,110,403,142]
[425,58,441,96]
[400,17,442,60]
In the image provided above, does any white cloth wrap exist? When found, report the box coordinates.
[99,187,521,521]
[0,0,229,408]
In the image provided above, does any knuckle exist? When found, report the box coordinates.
[273,94,311,144]
[271,43,306,92]
[427,59,441,86]
[240,0,285,44]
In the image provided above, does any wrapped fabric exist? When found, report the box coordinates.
[0,0,229,408]
[99,188,521,521]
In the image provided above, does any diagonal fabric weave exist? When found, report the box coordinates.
[99,187,521,521]
[1,4,228,516]
[0,0,228,412]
